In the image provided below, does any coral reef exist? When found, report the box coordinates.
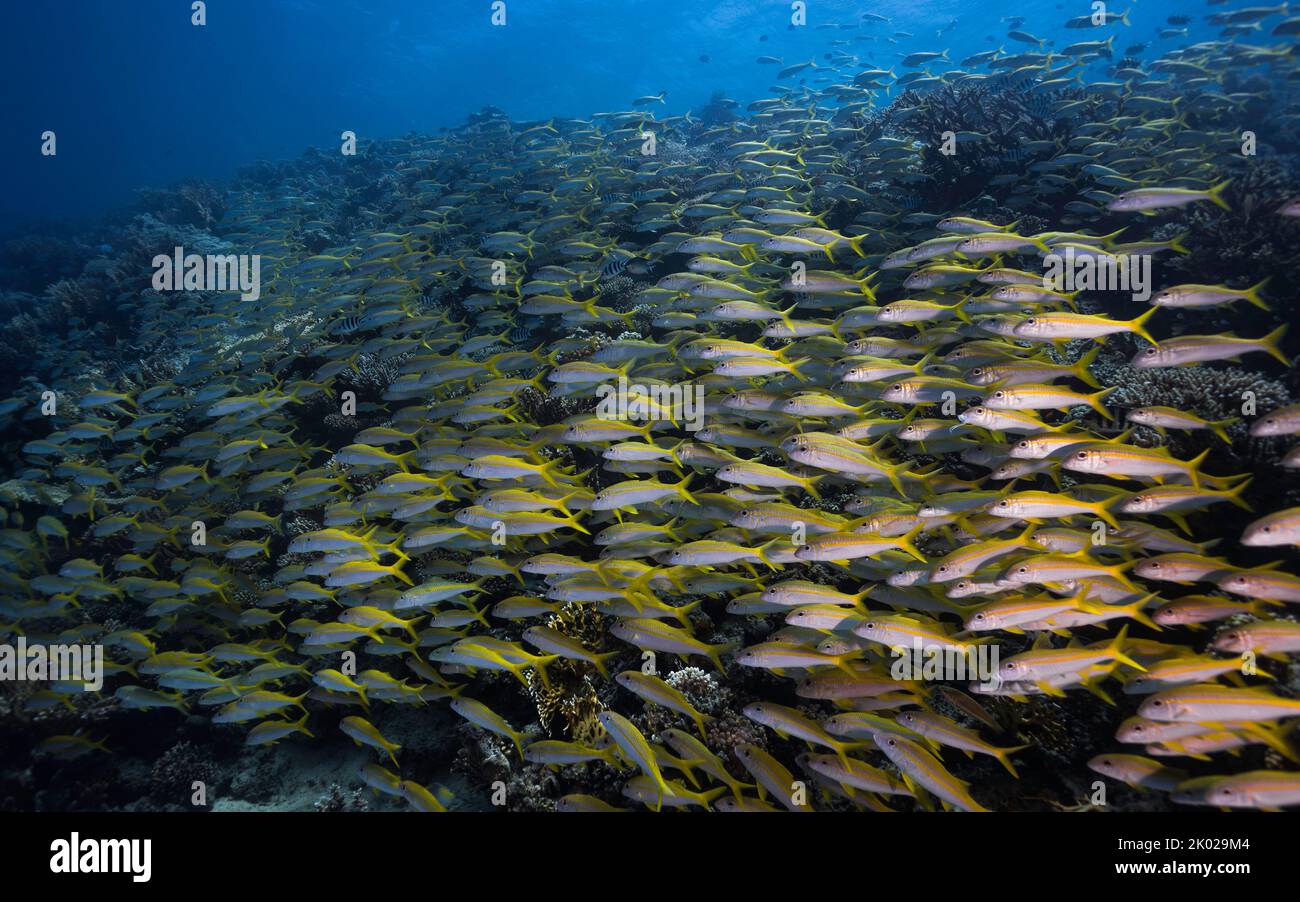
[149,740,219,805]
[313,783,371,812]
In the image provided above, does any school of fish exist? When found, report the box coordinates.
[4,3,1300,812]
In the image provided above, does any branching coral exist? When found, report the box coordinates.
[881,83,1086,213]
[1167,158,1300,290]
[133,181,227,230]
[149,740,218,804]
[313,783,370,812]
[526,603,610,745]
[1101,363,1291,427]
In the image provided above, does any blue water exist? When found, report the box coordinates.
[1,0,1221,230]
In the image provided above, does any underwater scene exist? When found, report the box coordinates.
[3,0,1300,821]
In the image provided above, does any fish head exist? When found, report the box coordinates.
[1064,447,1105,473]
[1203,782,1253,809]
[1131,559,1168,580]
[1216,571,1262,597]
[947,579,978,598]
[880,381,912,403]
[1003,561,1036,585]
[1012,316,1048,339]
[1086,755,1131,781]
[1107,192,1147,212]
[1121,492,1156,514]
[985,388,1016,409]
[1137,693,1186,721]
[1113,718,1156,743]
[1239,518,1283,546]
[873,734,907,758]
[887,568,923,587]
[854,619,883,641]
[1250,412,1290,437]
[822,714,854,736]
[1211,628,1250,654]
[1151,603,1188,626]
[1130,344,1169,368]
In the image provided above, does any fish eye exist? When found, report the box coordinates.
[1026,317,1037,325]
[1076,451,1088,459]
[993,391,1004,398]
[1144,348,1157,356]
[973,612,983,620]
[891,383,902,391]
